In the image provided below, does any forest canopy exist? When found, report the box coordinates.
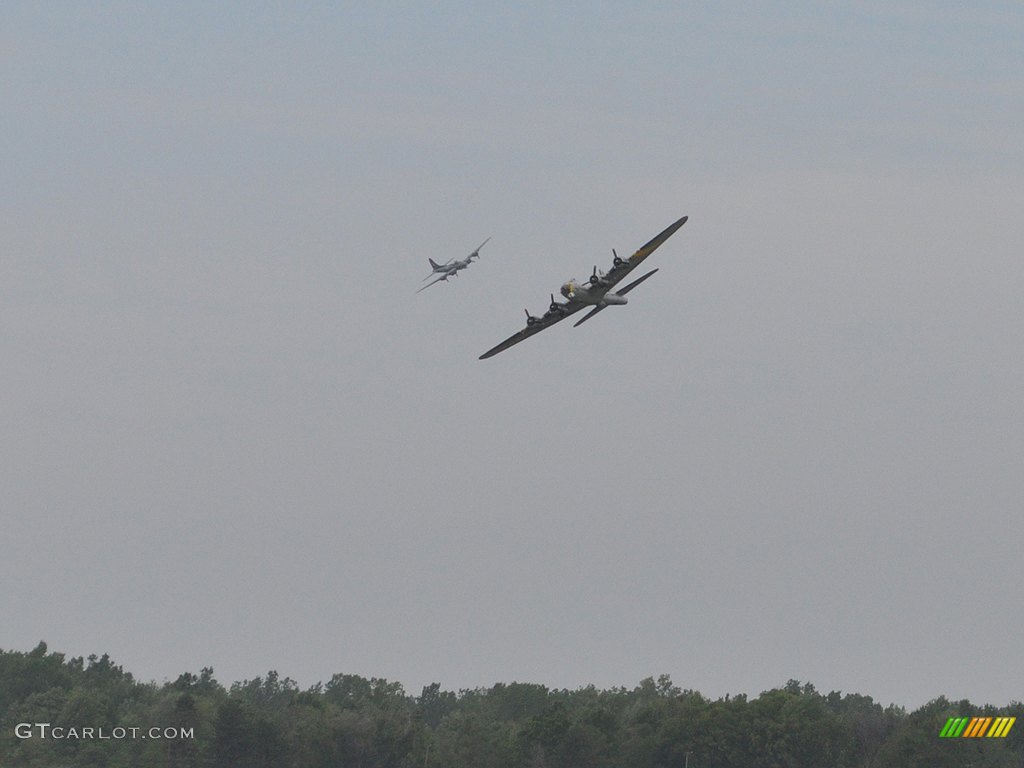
[1,642,1021,767]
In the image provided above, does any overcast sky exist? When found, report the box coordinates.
[3,3,1022,709]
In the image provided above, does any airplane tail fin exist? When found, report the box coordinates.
[428,258,443,269]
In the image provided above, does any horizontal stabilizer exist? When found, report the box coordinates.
[617,268,658,295]
[573,306,606,327]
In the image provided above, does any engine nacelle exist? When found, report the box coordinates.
[587,266,608,287]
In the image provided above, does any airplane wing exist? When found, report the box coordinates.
[478,302,588,359]
[468,237,491,258]
[416,275,449,293]
[599,215,687,291]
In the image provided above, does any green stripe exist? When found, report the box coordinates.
[940,717,968,738]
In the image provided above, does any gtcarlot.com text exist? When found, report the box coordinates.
[15,723,194,740]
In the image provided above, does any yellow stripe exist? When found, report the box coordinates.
[996,717,1016,737]
[987,718,1005,737]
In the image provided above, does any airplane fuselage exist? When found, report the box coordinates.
[429,258,473,279]
[444,257,473,273]
[559,280,627,308]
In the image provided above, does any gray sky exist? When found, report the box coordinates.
[3,3,1022,708]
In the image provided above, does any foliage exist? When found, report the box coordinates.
[0,644,1020,767]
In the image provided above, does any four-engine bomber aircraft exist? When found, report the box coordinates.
[478,215,688,359]
[417,237,491,293]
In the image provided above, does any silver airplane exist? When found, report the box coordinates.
[479,216,687,359]
[417,237,491,293]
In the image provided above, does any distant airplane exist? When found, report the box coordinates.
[417,237,490,293]
[479,216,688,359]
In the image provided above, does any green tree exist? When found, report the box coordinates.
[213,698,286,768]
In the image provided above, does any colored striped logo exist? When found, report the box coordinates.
[940,716,1016,738]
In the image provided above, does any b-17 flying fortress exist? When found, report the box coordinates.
[416,237,490,293]
[417,215,689,360]
[478,216,688,359]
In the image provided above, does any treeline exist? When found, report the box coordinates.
[1,643,1021,767]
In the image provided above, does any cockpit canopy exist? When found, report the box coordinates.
[560,279,580,299]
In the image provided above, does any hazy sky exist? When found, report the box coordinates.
[3,3,1022,709]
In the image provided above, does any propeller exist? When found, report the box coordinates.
[547,293,568,316]
[612,248,623,266]
[524,308,539,326]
